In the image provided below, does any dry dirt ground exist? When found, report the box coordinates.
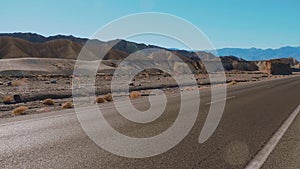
[0,71,292,118]
[0,58,295,118]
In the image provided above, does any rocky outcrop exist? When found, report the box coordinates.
[220,56,258,71]
[269,62,292,75]
[256,60,292,75]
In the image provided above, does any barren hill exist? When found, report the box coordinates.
[0,36,130,60]
[0,33,299,75]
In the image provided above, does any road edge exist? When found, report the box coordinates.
[244,104,300,169]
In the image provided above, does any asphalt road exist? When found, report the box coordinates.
[0,76,300,169]
[262,104,300,169]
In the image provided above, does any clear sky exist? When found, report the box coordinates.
[1,0,300,49]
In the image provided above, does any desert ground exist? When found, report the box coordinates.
[0,58,295,118]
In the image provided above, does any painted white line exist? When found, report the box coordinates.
[244,104,300,169]
[205,96,236,105]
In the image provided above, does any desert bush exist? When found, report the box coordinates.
[103,94,113,102]
[12,78,27,86]
[43,98,55,105]
[229,80,238,85]
[62,102,73,109]
[12,106,28,116]
[95,97,106,103]
[105,75,112,81]
[12,80,22,86]
[129,91,141,99]
[3,96,14,104]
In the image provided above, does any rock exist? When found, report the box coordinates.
[256,60,292,75]
[270,62,292,75]
[232,61,258,71]
[7,81,12,86]
[13,94,22,103]
[50,80,57,84]
[0,82,3,85]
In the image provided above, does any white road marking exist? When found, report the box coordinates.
[244,104,300,169]
[205,96,236,105]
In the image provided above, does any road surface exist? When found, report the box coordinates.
[0,76,300,169]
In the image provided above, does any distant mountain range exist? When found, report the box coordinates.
[0,32,299,63]
[0,32,214,61]
[214,46,300,61]
[0,32,299,74]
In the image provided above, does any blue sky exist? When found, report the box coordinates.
[1,0,300,49]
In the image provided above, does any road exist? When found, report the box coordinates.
[0,76,300,169]
[262,104,300,169]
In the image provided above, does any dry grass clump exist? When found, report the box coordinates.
[228,80,238,86]
[62,102,73,109]
[104,75,112,81]
[3,96,14,104]
[95,94,113,104]
[12,106,28,116]
[95,97,106,103]
[43,98,55,105]
[129,91,141,99]
[184,86,198,91]
[12,78,28,86]
[103,94,113,102]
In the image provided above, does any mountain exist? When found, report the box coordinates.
[0,32,298,75]
[0,32,90,44]
[0,36,130,60]
[0,33,216,61]
[215,46,300,61]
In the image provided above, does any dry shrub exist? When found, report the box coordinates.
[129,91,141,99]
[43,98,55,105]
[3,96,14,104]
[184,86,198,91]
[103,93,113,102]
[62,102,73,109]
[12,78,27,86]
[229,80,238,85]
[105,75,112,81]
[95,97,106,103]
[12,106,28,116]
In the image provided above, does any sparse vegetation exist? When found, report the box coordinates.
[229,80,238,85]
[95,93,113,104]
[12,106,28,116]
[62,102,73,109]
[103,93,113,102]
[105,75,112,81]
[43,98,55,105]
[12,78,27,86]
[129,91,141,99]
[3,96,14,104]
[95,97,106,103]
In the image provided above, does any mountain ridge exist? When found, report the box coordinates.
[1,32,300,62]
[214,46,300,61]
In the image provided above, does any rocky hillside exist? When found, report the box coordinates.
[0,33,299,75]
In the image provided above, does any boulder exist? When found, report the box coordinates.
[13,94,22,103]
[270,62,292,75]
[256,60,292,75]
